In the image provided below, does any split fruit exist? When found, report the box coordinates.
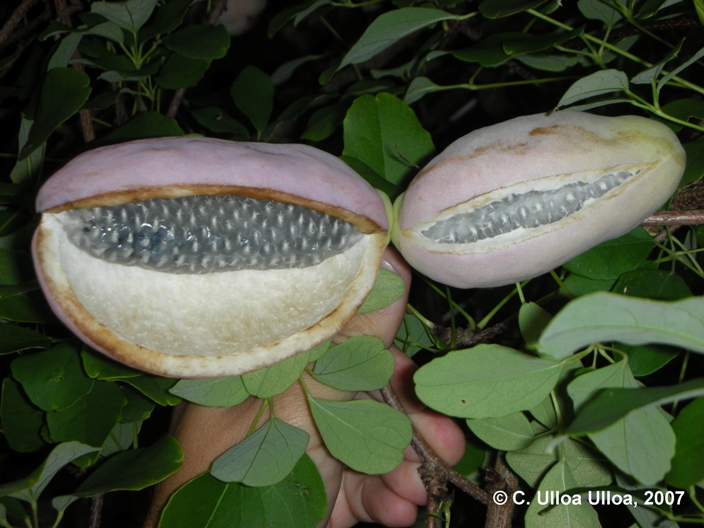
[32,137,389,378]
[391,111,686,289]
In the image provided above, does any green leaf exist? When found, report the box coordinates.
[503,25,585,56]
[156,54,211,89]
[466,412,535,451]
[561,228,654,280]
[564,274,615,297]
[231,66,273,133]
[524,461,600,528]
[78,434,182,495]
[191,107,249,137]
[10,117,45,183]
[268,0,318,37]
[81,348,141,380]
[158,473,265,528]
[538,292,704,360]
[436,32,529,67]
[556,69,629,109]
[519,302,553,345]
[479,0,548,18]
[506,434,611,488]
[162,25,230,59]
[414,344,562,419]
[20,68,91,158]
[567,361,675,485]
[567,377,704,435]
[46,380,126,447]
[0,496,28,525]
[631,40,683,85]
[120,386,155,423]
[0,324,50,354]
[11,342,94,412]
[357,269,405,314]
[394,313,434,357]
[0,442,99,502]
[620,344,678,377]
[612,269,691,301]
[667,397,704,488]
[404,76,442,104]
[308,398,411,474]
[0,378,46,453]
[170,376,248,407]
[342,93,434,185]
[271,54,325,85]
[121,375,179,406]
[515,53,581,72]
[661,98,704,128]
[658,45,704,92]
[452,444,487,478]
[100,422,138,457]
[0,293,55,323]
[242,348,316,399]
[140,0,195,42]
[338,8,457,70]
[530,397,557,429]
[90,111,183,148]
[578,0,622,24]
[301,104,348,142]
[48,32,82,70]
[313,336,393,391]
[211,418,309,487]
[91,0,158,33]
[160,454,326,528]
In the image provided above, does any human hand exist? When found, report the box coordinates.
[144,248,465,528]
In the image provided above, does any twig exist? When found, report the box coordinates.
[166,88,185,118]
[89,494,103,528]
[380,386,490,508]
[641,210,704,226]
[433,320,511,349]
[483,454,518,528]
[0,0,43,46]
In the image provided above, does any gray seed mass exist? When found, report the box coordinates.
[64,195,363,273]
[423,170,637,244]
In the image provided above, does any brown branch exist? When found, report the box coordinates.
[380,386,490,514]
[0,0,43,46]
[641,210,704,227]
[89,493,103,528]
[433,320,511,349]
[484,453,518,528]
[166,88,185,118]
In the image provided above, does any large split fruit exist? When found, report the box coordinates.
[32,138,389,377]
[392,111,686,289]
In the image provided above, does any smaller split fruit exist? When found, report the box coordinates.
[32,138,389,378]
[391,111,686,289]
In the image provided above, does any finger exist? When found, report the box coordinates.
[331,470,419,528]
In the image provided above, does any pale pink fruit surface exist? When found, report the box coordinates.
[33,137,389,377]
[392,111,686,289]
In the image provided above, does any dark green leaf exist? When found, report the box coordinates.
[0,378,46,453]
[519,302,552,345]
[81,348,142,380]
[567,378,704,435]
[0,293,56,323]
[46,380,126,447]
[313,336,393,391]
[394,313,434,357]
[140,0,196,42]
[191,107,249,137]
[309,398,411,474]
[0,249,34,285]
[122,375,179,406]
[120,385,155,422]
[620,344,679,377]
[660,99,704,127]
[564,274,615,297]
[338,155,398,197]
[90,111,183,147]
[681,136,704,187]
[561,228,654,280]
[162,25,230,59]
[435,32,529,67]
[268,0,317,37]
[10,118,45,184]
[479,0,548,18]
[556,69,629,109]
[170,376,248,407]
[503,25,585,55]
[357,269,405,314]
[156,53,211,89]
[11,342,94,412]
[91,0,158,33]
[0,324,50,354]
[271,54,325,85]
[667,397,704,488]
[404,76,442,104]
[230,66,273,133]
[342,93,434,185]
[578,0,622,24]
[515,53,581,72]
[612,269,691,300]
[338,8,457,71]
[301,104,348,142]
[20,68,91,158]
[75,434,183,495]
[414,344,562,418]
[466,412,535,451]
[211,418,309,487]
[538,292,704,360]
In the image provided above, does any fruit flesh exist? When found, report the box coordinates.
[62,195,364,273]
